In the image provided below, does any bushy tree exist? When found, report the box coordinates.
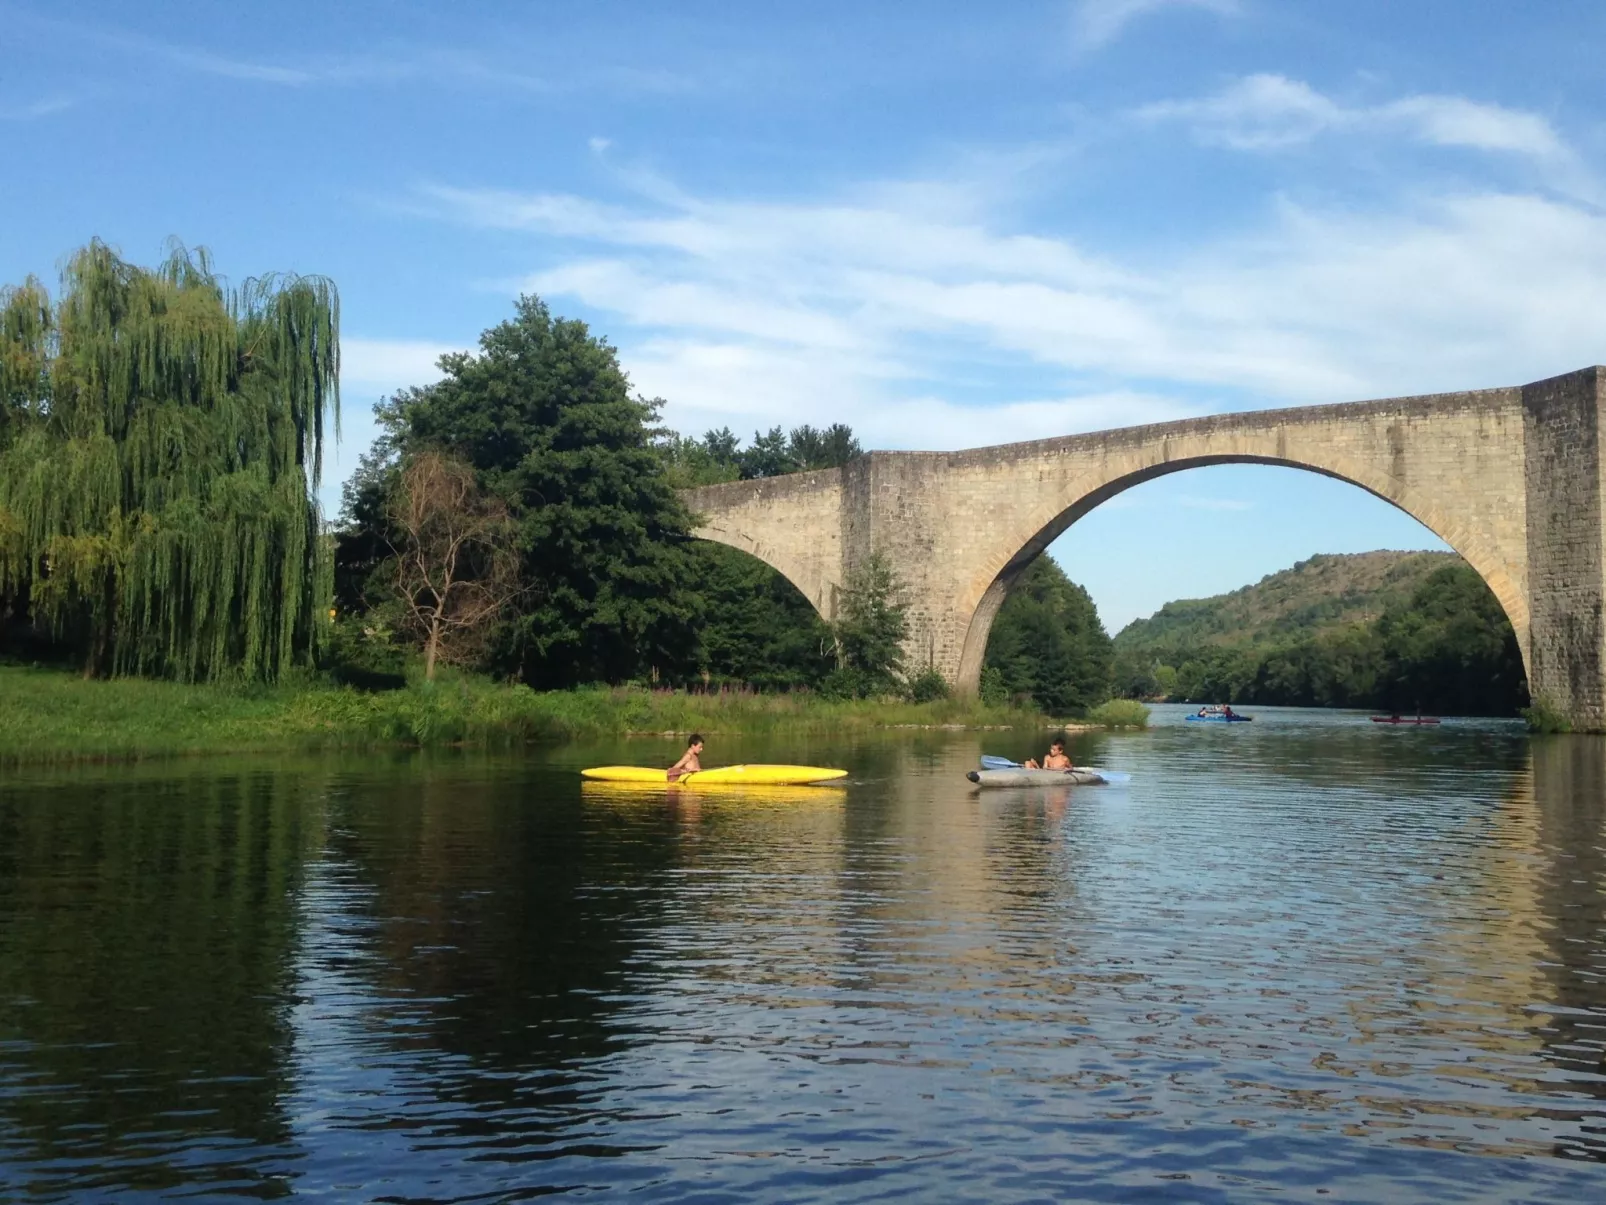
[0,240,338,681]
[657,422,861,485]
[336,296,697,687]
[825,551,909,697]
[984,557,1113,713]
[1377,564,1527,714]
[783,423,861,472]
[688,542,835,688]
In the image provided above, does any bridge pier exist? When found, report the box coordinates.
[1522,368,1606,730]
[683,367,1606,732]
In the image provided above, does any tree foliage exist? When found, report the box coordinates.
[824,551,910,698]
[659,422,862,487]
[983,556,1114,713]
[336,295,696,687]
[687,542,836,689]
[1375,564,1527,714]
[0,240,338,680]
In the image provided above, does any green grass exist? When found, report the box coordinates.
[1521,695,1573,734]
[0,665,1103,764]
[1083,699,1151,728]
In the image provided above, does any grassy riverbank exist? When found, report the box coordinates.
[0,666,1148,763]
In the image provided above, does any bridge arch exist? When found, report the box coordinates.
[953,453,1531,695]
[680,469,846,623]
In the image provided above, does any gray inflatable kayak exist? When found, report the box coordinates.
[966,768,1107,787]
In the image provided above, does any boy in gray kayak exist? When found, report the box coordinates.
[1024,738,1073,771]
[667,733,705,782]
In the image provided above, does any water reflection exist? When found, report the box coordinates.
[1,719,1604,1201]
[0,765,322,1197]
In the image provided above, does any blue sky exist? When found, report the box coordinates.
[5,0,1605,631]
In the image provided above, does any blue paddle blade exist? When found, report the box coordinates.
[980,754,1020,770]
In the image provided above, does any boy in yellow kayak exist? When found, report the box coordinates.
[667,733,705,782]
[1024,738,1073,771]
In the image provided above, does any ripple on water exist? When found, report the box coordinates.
[1,713,1604,1200]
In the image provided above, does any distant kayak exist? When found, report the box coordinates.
[1185,713,1253,723]
[968,768,1107,787]
[581,764,847,786]
[1370,716,1441,725]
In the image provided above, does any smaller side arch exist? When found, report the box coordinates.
[679,469,848,627]
[687,525,838,625]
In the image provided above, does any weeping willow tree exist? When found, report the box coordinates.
[0,240,338,680]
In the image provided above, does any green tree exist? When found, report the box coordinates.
[784,423,861,471]
[657,422,862,485]
[688,543,835,688]
[656,429,741,488]
[0,240,338,681]
[826,551,909,697]
[984,557,1113,713]
[339,296,696,687]
[739,426,796,478]
[1376,563,1527,715]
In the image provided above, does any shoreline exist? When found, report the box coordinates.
[0,666,1146,765]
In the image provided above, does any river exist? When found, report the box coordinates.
[2,706,1604,1201]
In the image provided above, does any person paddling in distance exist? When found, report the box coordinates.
[1024,737,1074,771]
[667,733,705,782]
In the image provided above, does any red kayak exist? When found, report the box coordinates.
[1370,716,1441,725]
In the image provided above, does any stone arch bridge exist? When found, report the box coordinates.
[681,367,1606,731]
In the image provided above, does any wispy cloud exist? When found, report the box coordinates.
[0,93,77,121]
[1136,74,1341,150]
[9,10,554,93]
[416,160,1606,449]
[1071,0,1241,50]
[14,9,711,99]
[340,337,460,393]
[1137,73,1574,164]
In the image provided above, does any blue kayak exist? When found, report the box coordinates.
[1185,713,1253,723]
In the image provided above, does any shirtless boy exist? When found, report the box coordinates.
[667,734,705,782]
[1024,739,1073,771]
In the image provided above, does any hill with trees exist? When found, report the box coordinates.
[1112,551,1528,715]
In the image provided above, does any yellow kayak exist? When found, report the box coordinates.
[580,764,848,786]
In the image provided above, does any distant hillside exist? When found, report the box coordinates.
[1109,550,1525,713]
[1113,550,1457,656]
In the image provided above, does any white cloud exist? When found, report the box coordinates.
[1071,0,1240,50]
[340,337,458,393]
[403,95,1606,462]
[1139,74,1576,168]
[1137,74,1343,150]
[1381,95,1568,158]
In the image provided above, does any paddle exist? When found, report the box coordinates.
[980,754,1131,784]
